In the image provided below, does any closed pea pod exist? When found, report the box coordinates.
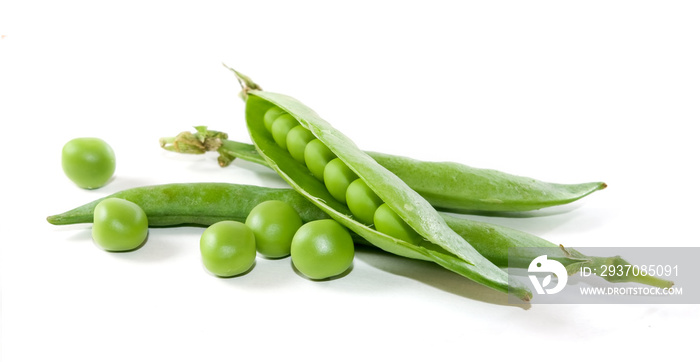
[162,127,607,214]
[47,182,675,290]
[47,183,330,227]
[369,154,607,213]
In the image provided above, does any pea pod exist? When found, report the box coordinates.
[161,127,606,213]
[237,81,532,300]
[47,183,329,227]
[46,182,674,289]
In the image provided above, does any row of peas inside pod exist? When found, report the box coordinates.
[264,105,423,244]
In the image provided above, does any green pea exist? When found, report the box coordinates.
[200,220,256,277]
[263,106,286,133]
[323,158,358,204]
[286,125,315,164]
[92,198,148,252]
[374,203,423,244]
[271,114,299,149]
[304,139,335,181]
[346,179,383,225]
[290,219,354,280]
[245,200,303,258]
[62,137,116,189]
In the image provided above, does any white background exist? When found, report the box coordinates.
[1,1,698,361]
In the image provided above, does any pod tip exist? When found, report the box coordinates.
[222,63,262,94]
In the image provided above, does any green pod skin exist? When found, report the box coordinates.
[162,132,606,214]
[366,152,606,213]
[46,183,330,227]
[46,182,674,290]
[243,91,532,301]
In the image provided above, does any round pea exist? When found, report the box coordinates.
[286,125,315,164]
[324,158,358,204]
[291,219,354,280]
[304,139,336,181]
[61,137,116,189]
[92,198,148,252]
[245,200,303,259]
[346,179,383,225]
[263,106,287,133]
[200,221,256,277]
[374,203,423,244]
[271,114,299,149]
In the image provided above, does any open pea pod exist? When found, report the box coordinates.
[242,85,532,301]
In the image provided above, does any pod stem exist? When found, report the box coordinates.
[222,63,262,100]
[160,126,267,167]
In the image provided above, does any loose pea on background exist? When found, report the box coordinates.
[290,219,355,280]
[61,137,116,189]
[200,220,257,277]
[91,198,148,252]
[245,200,303,259]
